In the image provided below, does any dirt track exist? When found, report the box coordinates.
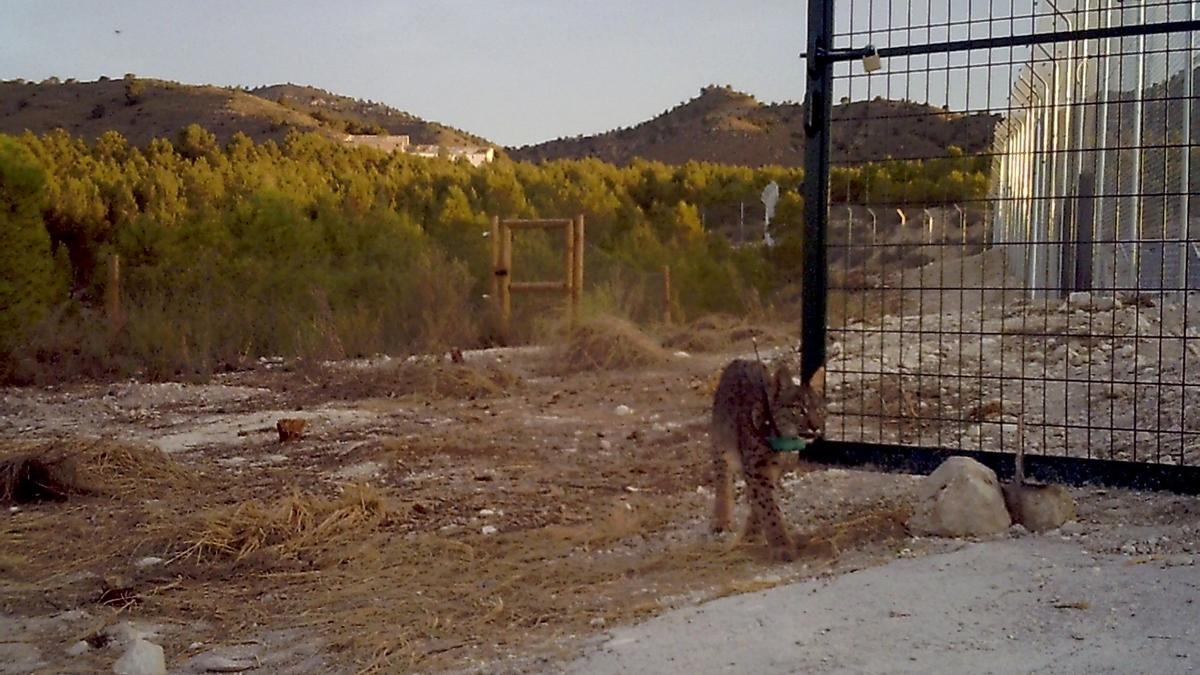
[1,324,1197,674]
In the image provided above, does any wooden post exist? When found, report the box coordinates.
[572,214,584,322]
[564,215,576,328]
[500,222,513,342]
[490,215,500,301]
[106,253,122,336]
[661,264,672,325]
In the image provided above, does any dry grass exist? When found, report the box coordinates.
[663,315,791,354]
[551,316,668,373]
[300,497,912,672]
[168,484,392,565]
[0,438,189,504]
[300,359,522,403]
[1,436,913,672]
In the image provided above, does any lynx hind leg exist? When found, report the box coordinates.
[745,459,794,561]
[710,427,737,534]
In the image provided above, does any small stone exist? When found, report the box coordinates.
[481,525,499,536]
[135,557,164,568]
[1060,520,1084,536]
[614,405,633,416]
[478,509,495,517]
[590,617,607,628]
[599,439,613,451]
[189,653,255,672]
[66,641,90,656]
[112,639,166,675]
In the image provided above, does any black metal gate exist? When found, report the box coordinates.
[800,0,1200,493]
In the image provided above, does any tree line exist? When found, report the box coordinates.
[0,126,988,382]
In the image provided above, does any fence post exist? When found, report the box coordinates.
[490,215,500,302]
[564,213,576,328]
[106,253,122,337]
[801,0,833,389]
[661,265,672,325]
[500,222,512,343]
[572,214,584,322]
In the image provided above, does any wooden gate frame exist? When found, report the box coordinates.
[491,215,584,342]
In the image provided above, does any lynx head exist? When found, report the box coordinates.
[768,363,825,440]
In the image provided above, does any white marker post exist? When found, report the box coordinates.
[761,180,779,247]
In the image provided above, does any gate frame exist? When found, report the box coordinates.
[798,0,1200,494]
[491,215,584,343]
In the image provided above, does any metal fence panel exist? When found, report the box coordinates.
[801,0,1200,491]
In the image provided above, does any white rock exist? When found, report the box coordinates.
[614,405,633,416]
[478,509,495,517]
[908,457,1012,537]
[481,525,499,536]
[135,557,164,568]
[112,639,166,675]
[599,439,613,451]
[66,641,90,656]
[673,351,691,358]
[188,653,255,672]
[105,621,158,647]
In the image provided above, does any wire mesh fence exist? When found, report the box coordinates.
[803,0,1200,483]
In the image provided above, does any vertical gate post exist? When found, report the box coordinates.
[801,0,834,387]
[572,214,585,323]
[490,215,500,301]
[564,213,576,327]
[106,253,122,337]
[500,222,513,342]
[661,265,672,325]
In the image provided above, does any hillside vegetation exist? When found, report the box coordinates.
[0,126,987,383]
[250,83,490,147]
[0,77,487,149]
[509,85,999,166]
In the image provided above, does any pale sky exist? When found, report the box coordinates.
[4,1,1188,146]
[0,0,811,146]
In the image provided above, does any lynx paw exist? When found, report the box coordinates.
[769,545,797,563]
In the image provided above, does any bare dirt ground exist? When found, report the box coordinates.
[1,295,1197,674]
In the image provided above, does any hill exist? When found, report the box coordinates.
[249,83,490,147]
[0,77,492,148]
[508,85,1000,166]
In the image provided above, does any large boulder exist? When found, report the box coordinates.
[1003,482,1077,532]
[908,456,1011,537]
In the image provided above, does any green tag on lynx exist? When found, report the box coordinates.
[768,436,807,452]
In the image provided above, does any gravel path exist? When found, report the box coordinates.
[566,537,1200,674]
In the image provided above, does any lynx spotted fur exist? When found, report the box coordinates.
[710,359,824,560]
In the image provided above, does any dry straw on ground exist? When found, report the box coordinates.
[0,438,188,504]
[552,316,668,373]
[663,315,790,353]
[170,484,391,565]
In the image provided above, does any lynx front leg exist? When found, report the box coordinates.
[710,446,736,534]
[745,462,794,561]
[741,510,761,541]
[741,457,783,541]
